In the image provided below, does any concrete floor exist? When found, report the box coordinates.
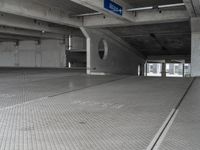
[0,69,123,108]
[159,78,200,150]
[0,69,197,150]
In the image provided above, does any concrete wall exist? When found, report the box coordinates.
[71,36,86,52]
[191,18,200,77]
[81,28,145,75]
[0,40,66,68]
[66,36,86,68]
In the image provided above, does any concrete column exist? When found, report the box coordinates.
[80,28,91,74]
[35,42,42,67]
[144,62,148,76]
[59,41,66,68]
[161,63,166,77]
[191,17,200,77]
[14,42,19,67]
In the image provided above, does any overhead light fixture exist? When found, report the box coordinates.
[158,3,185,8]
[127,3,185,12]
[41,30,45,34]
[127,6,153,12]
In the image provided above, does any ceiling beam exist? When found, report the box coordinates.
[71,0,134,23]
[0,26,65,40]
[0,34,39,41]
[147,55,191,62]
[0,38,17,42]
[71,0,189,27]
[0,0,82,28]
[0,13,76,35]
[183,0,199,17]
[119,32,191,38]
[149,33,170,54]
[84,9,189,27]
[191,0,200,16]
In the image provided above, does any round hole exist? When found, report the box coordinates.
[98,39,108,60]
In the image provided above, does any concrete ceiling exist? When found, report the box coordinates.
[0,0,92,42]
[0,0,192,59]
[0,11,83,42]
[30,0,95,14]
[0,23,76,42]
[108,21,191,56]
[123,0,184,8]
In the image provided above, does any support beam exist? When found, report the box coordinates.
[72,0,189,27]
[183,63,185,77]
[71,0,134,23]
[84,9,189,27]
[183,0,200,17]
[183,0,196,17]
[0,13,75,34]
[0,0,82,27]
[161,62,166,77]
[0,38,17,42]
[0,26,65,40]
[191,0,200,16]
[0,34,39,41]
[148,55,191,63]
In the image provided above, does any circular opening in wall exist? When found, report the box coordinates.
[98,39,108,60]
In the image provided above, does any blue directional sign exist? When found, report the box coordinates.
[104,0,123,16]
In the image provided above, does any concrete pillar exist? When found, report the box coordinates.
[80,28,91,74]
[138,64,143,76]
[161,63,166,77]
[144,62,148,76]
[35,42,42,67]
[191,17,200,77]
[182,63,185,77]
[14,42,19,67]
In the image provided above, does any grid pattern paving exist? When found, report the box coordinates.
[159,78,200,150]
[0,70,192,150]
[0,69,124,108]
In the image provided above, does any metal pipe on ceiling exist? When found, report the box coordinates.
[71,12,102,17]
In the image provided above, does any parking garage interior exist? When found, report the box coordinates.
[0,0,200,150]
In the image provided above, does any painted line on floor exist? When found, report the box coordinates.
[48,75,129,97]
[0,97,48,111]
[146,77,195,150]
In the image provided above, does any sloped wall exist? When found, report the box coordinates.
[81,28,145,75]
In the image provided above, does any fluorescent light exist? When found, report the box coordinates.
[158,3,185,8]
[127,3,185,12]
[127,6,153,12]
